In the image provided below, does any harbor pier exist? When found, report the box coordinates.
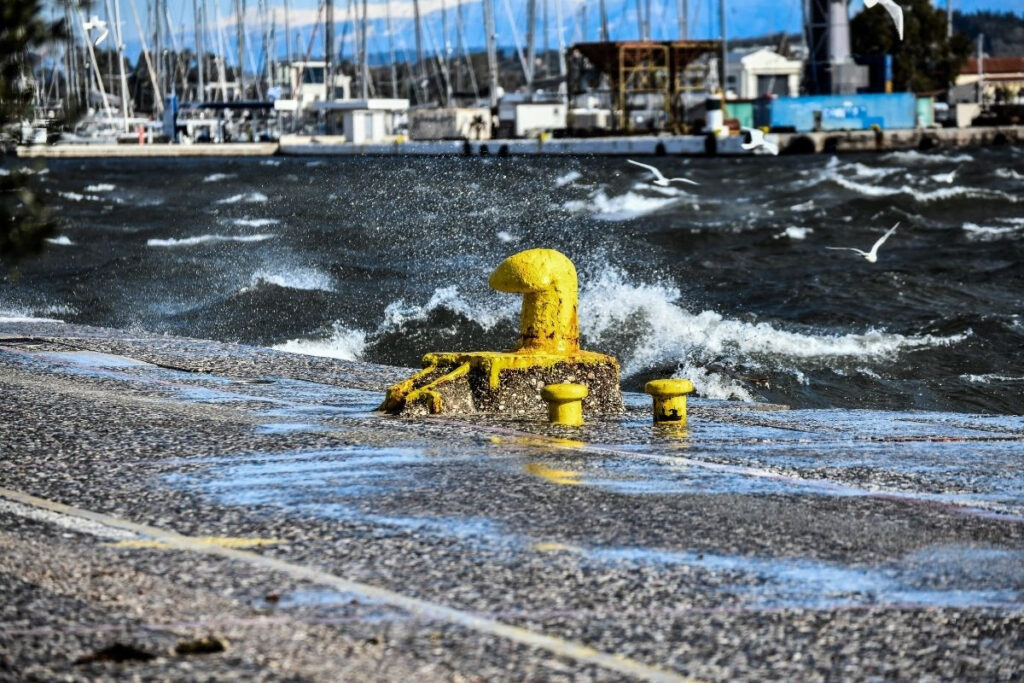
[2,319,1022,679]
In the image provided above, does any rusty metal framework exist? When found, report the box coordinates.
[568,40,719,133]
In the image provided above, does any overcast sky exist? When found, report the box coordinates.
[61,0,1022,65]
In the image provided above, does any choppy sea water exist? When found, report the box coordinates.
[2,148,1022,413]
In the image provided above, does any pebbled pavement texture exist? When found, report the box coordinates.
[1,321,1022,681]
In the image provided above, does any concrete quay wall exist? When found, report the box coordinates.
[13,126,1023,159]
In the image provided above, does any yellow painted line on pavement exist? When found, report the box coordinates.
[0,486,699,683]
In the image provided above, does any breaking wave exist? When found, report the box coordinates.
[274,322,367,361]
[826,172,1018,204]
[575,268,967,399]
[147,234,275,247]
[554,170,582,187]
[962,222,1024,240]
[45,235,74,246]
[275,265,967,401]
[248,266,334,292]
[232,218,280,227]
[216,192,268,204]
[563,190,681,221]
[203,173,237,182]
[880,150,973,165]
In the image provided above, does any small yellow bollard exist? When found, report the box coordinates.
[541,383,588,426]
[645,379,694,424]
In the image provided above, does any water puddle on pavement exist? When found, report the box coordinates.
[7,348,382,432]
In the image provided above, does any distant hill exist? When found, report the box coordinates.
[953,10,1024,57]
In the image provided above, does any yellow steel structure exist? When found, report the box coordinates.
[381,249,622,417]
[569,40,720,133]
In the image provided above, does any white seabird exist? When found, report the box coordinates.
[825,222,901,263]
[864,0,904,40]
[627,159,699,187]
[741,127,780,156]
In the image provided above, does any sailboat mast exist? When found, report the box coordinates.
[359,0,368,98]
[283,0,291,61]
[235,0,247,99]
[413,0,425,84]
[482,0,498,107]
[386,0,398,97]
[554,0,565,77]
[193,0,204,101]
[525,0,536,95]
[677,0,687,39]
[441,0,452,103]
[719,0,726,92]
[112,0,132,127]
[600,0,609,41]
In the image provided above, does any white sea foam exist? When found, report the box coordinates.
[828,172,1017,204]
[275,265,969,402]
[576,267,967,399]
[273,322,366,360]
[960,373,1023,384]
[84,183,115,192]
[962,222,1023,240]
[0,303,65,323]
[496,231,518,243]
[563,190,679,221]
[777,226,813,240]
[554,170,582,187]
[203,173,237,182]
[381,285,515,332]
[216,191,268,204]
[147,234,275,247]
[232,218,280,227]
[880,150,973,165]
[45,235,74,245]
[260,159,282,166]
[250,266,333,292]
[995,168,1024,181]
[790,200,815,212]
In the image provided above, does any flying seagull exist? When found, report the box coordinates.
[627,159,699,187]
[826,222,901,263]
[741,127,779,156]
[863,0,904,40]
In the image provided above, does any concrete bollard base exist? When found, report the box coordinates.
[380,350,623,417]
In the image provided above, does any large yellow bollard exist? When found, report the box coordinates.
[541,383,588,426]
[381,248,622,417]
[489,248,579,355]
[644,379,694,424]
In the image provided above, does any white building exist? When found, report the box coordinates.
[311,99,410,143]
[725,48,802,99]
[271,61,352,111]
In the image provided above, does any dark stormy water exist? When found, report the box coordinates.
[2,147,1023,413]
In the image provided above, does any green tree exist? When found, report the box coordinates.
[1,0,63,261]
[851,0,972,93]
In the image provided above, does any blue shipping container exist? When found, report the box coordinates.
[769,93,917,132]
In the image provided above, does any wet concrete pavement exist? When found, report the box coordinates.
[1,321,1022,681]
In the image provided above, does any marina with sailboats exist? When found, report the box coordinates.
[10,0,1024,157]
